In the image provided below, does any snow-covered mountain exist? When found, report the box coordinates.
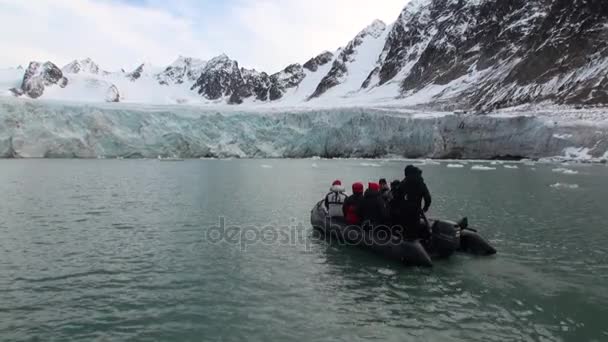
[1,0,607,110]
[62,58,104,75]
[157,56,206,85]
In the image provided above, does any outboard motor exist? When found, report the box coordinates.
[430,220,460,258]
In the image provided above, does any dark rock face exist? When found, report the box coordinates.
[191,55,249,104]
[363,5,433,88]
[361,0,608,109]
[191,55,307,104]
[268,64,306,100]
[242,69,271,101]
[488,0,608,107]
[310,20,386,99]
[303,51,334,72]
[19,61,68,99]
[105,85,120,102]
[127,64,145,81]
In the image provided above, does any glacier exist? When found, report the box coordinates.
[1,98,606,160]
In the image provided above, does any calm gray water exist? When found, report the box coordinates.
[1,159,607,342]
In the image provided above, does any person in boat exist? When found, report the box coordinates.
[357,182,389,226]
[342,182,365,225]
[324,180,347,218]
[379,178,391,202]
[394,166,432,239]
[388,180,402,224]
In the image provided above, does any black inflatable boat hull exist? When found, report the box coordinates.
[310,201,496,267]
[311,202,434,267]
[460,230,497,256]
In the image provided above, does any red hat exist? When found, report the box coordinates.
[332,180,342,186]
[352,182,364,194]
[368,182,380,192]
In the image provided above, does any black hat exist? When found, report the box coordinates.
[390,180,401,189]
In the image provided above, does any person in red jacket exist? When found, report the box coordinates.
[342,182,364,224]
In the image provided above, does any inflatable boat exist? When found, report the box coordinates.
[310,201,496,267]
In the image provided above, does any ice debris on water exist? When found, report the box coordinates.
[377,268,397,276]
[552,168,579,175]
[447,164,465,168]
[422,159,441,165]
[504,165,519,169]
[471,165,497,171]
[311,163,319,168]
[550,183,579,189]
[360,162,382,167]
[260,164,273,169]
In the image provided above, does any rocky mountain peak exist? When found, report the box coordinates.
[126,64,146,81]
[62,58,101,74]
[358,19,387,39]
[5,0,608,109]
[309,19,388,99]
[303,51,334,72]
[14,61,68,98]
[191,54,248,103]
[157,56,207,85]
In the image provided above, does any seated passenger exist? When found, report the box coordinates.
[358,182,388,225]
[388,179,402,225]
[390,180,401,193]
[324,180,347,218]
[379,178,392,202]
[342,182,365,225]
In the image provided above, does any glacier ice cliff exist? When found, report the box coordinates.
[0,99,607,160]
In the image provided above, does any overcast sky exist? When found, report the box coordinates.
[0,0,408,73]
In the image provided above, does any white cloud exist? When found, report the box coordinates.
[0,0,408,72]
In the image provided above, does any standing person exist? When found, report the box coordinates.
[324,180,347,218]
[358,182,388,225]
[343,182,365,225]
[395,166,432,239]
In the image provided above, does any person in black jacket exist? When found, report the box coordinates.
[357,182,388,227]
[394,165,432,239]
[388,180,402,225]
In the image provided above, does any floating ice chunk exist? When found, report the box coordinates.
[311,163,319,168]
[471,165,497,171]
[552,168,579,175]
[551,183,579,189]
[377,268,396,276]
[310,156,322,160]
[360,162,381,167]
[553,134,573,140]
[260,164,273,169]
[447,164,465,168]
[423,159,441,165]
[504,165,519,169]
